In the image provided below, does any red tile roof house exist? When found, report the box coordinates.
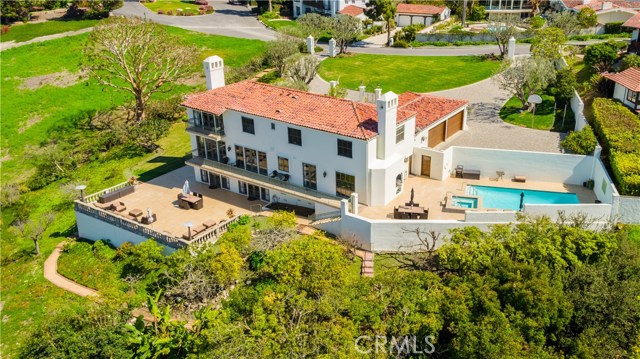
[337,5,367,20]
[181,55,468,208]
[395,4,450,27]
[624,12,640,52]
[602,67,640,111]
[559,0,639,32]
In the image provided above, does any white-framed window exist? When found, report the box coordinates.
[627,89,638,104]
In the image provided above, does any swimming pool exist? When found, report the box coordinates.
[467,185,579,211]
[451,196,479,209]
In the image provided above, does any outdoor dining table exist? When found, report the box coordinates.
[179,194,203,210]
[396,205,428,219]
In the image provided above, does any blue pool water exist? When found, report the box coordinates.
[467,185,579,210]
[452,196,479,209]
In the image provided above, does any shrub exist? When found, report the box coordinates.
[604,21,624,34]
[592,98,640,195]
[166,9,173,15]
[621,53,640,70]
[391,39,410,48]
[583,41,619,72]
[469,5,487,21]
[1,25,9,35]
[561,126,597,155]
[259,11,279,21]
[529,16,545,29]
[157,9,164,14]
[194,0,208,4]
[198,5,214,14]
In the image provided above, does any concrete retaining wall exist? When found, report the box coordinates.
[617,196,640,223]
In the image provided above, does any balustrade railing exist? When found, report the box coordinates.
[190,215,241,245]
[83,181,134,204]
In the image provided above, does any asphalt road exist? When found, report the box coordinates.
[113,0,277,41]
[114,0,531,56]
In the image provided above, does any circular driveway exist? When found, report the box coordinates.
[113,0,277,40]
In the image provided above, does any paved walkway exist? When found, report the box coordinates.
[44,242,98,297]
[113,0,276,41]
[0,27,93,52]
[430,76,564,153]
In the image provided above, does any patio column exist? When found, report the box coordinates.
[350,193,359,215]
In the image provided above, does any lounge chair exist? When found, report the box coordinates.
[113,201,126,212]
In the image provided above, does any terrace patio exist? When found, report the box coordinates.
[358,175,598,221]
[83,166,266,241]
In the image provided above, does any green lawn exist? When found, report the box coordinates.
[142,0,208,15]
[0,19,98,43]
[0,26,265,357]
[318,54,501,93]
[265,19,299,30]
[499,94,575,131]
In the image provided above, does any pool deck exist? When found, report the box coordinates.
[358,175,597,221]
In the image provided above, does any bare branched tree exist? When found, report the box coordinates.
[251,226,297,251]
[392,228,442,272]
[11,212,56,256]
[84,16,197,123]
[284,54,321,85]
[488,14,519,57]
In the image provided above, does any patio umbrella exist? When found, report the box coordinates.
[182,180,190,195]
[410,188,415,205]
[519,192,525,210]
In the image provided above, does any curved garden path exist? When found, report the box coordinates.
[44,242,98,297]
[0,27,93,52]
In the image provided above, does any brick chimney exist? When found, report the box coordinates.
[203,55,225,90]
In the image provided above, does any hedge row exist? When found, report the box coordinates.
[592,98,640,195]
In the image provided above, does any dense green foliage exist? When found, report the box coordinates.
[25,216,640,358]
[592,98,640,195]
[577,7,598,28]
[561,125,597,154]
[531,27,567,61]
[604,21,625,34]
[621,53,640,70]
[583,41,620,72]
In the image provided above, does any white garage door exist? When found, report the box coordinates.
[398,15,412,27]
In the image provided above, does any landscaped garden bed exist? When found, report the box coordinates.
[318,54,500,93]
[141,0,214,16]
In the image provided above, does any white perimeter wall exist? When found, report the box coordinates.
[571,89,588,131]
[75,212,176,254]
[617,196,640,223]
[451,147,593,185]
[524,204,612,224]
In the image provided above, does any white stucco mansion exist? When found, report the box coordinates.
[181,56,468,211]
[292,0,367,18]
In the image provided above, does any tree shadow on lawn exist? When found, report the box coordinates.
[136,154,192,182]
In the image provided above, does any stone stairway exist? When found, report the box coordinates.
[309,215,342,226]
[355,249,374,277]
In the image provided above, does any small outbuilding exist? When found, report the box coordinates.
[623,12,640,53]
[602,67,640,111]
[395,4,450,27]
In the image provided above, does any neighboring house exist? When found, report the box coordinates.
[181,56,468,208]
[337,4,367,20]
[602,67,640,111]
[624,12,640,52]
[556,0,640,30]
[476,0,533,16]
[395,4,450,27]
[292,0,366,18]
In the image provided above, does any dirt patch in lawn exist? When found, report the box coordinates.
[18,114,46,133]
[19,69,86,90]
[176,73,204,87]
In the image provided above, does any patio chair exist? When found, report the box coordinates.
[179,199,190,210]
[282,174,290,181]
[271,170,279,178]
[94,202,113,210]
[114,201,126,212]
[455,165,464,178]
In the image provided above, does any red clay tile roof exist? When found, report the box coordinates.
[562,0,640,11]
[338,5,364,16]
[398,92,468,131]
[602,67,640,91]
[397,3,446,15]
[181,81,416,140]
[624,12,640,27]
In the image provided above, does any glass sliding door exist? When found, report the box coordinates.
[303,163,317,190]
[258,151,268,176]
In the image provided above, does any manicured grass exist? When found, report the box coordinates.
[0,19,98,43]
[318,54,501,93]
[265,19,299,30]
[499,94,575,131]
[142,0,207,15]
[0,26,265,357]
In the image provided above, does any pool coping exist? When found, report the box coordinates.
[444,192,483,213]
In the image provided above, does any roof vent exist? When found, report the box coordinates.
[275,109,282,113]
[292,95,298,99]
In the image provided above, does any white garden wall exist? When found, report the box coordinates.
[523,204,612,224]
[75,212,176,254]
[617,196,640,224]
[451,147,593,185]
